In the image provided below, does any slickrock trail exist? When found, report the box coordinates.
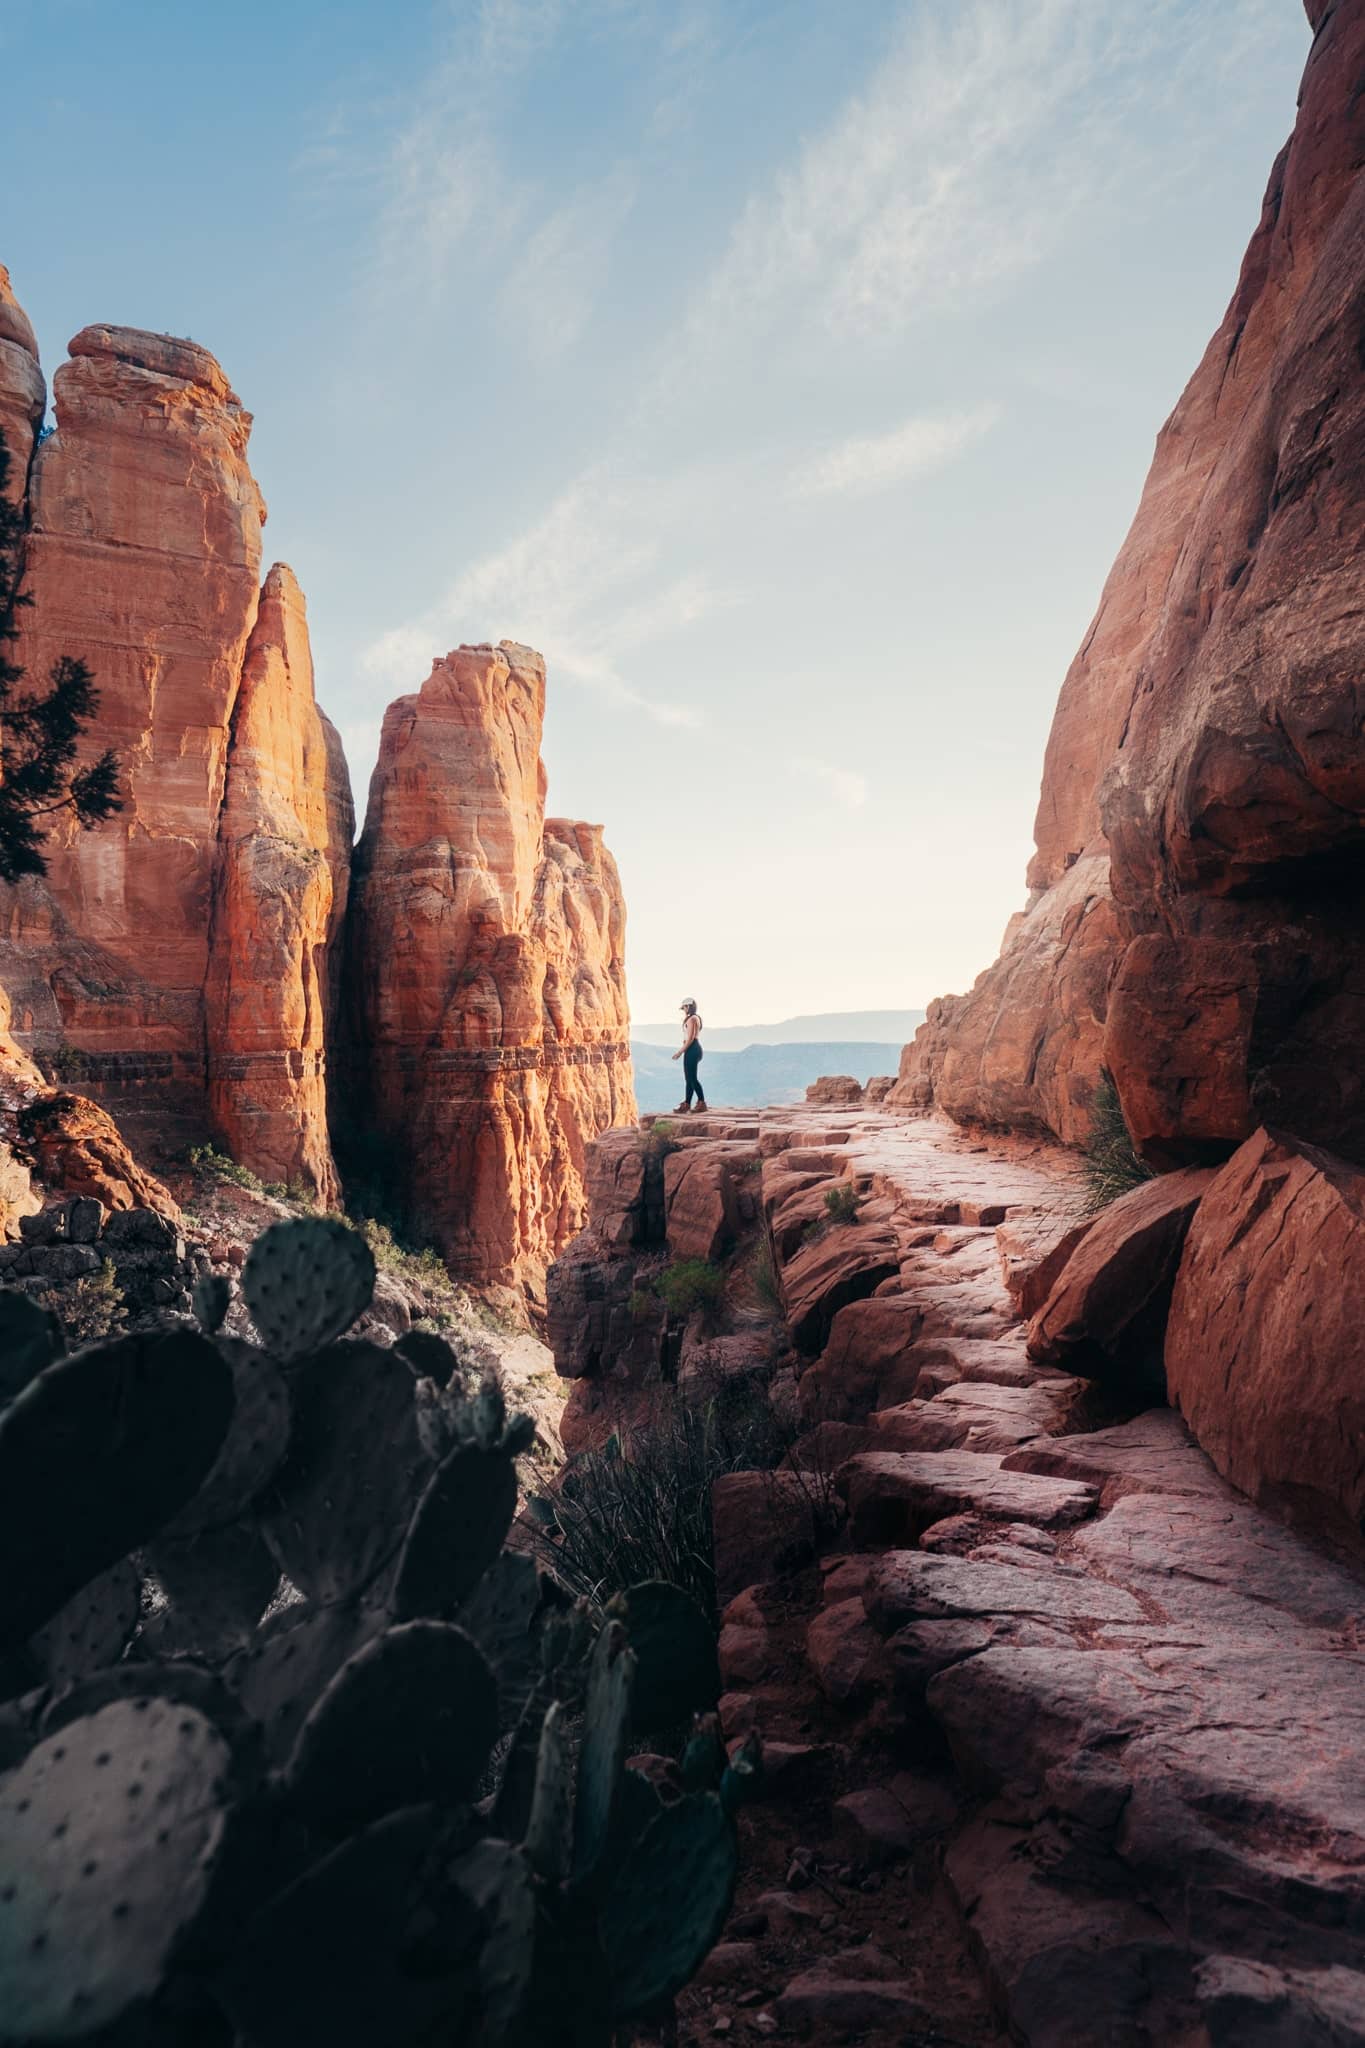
[558,1104,1365,2045]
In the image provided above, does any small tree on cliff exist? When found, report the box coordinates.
[0,426,121,882]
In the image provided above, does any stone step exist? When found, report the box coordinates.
[839,1449,1100,1545]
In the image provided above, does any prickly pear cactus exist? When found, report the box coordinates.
[143,1523,282,1660]
[392,1441,519,1619]
[0,1330,233,1647]
[282,1621,499,1835]
[160,1340,290,1540]
[600,1790,739,2019]
[620,1579,722,1733]
[573,1618,635,1882]
[260,1339,426,1604]
[26,1555,141,1694]
[191,1271,231,1336]
[216,1805,478,2048]
[240,1215,375,1362]
[526,1698,575,1881]
[0,1697,234,2041]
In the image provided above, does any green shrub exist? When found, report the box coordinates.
[42,1041,95,1086]
[641,1117,680,1160]
[355,1215,465,1323]
[36,1258,126,1347]
[654,1258,725,1321]
[1081,1071,1155,1211]
[186,1142,266,1194]
[822,1182,863,1226]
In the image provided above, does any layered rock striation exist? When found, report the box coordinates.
[346,643,635,1294]
[895,0,1365,1165]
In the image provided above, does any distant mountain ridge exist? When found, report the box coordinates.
[630,1039,905,1114]
[631,1008,924,1051]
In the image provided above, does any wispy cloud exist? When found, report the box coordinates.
[791,757,869,810]
[791,404,1001,500]
[497,169,637,362]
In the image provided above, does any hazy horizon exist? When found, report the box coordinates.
[3,0,1307,1023]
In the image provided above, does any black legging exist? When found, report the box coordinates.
[683,1039,705,1106]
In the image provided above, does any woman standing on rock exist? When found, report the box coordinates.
[672,997,707,1113]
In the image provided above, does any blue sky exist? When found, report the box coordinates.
[4,0,1306,1026]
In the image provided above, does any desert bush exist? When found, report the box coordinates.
[654,1257,725,1321]
[530,1390,780,1623]
[0,1214,748,2042]
[35,1257,126,1346]
[355,1214,466,1322]
[1081,1070,1155,1211]
[640,1117,680,1160]
[822,1182,863,1226]
[187,1141,267,1194]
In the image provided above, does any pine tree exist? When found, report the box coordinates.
[0,426,121,882]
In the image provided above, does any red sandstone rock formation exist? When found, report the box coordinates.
[1166,1127,1365,1546]
[0,265,43,499]
[205,566,353,1204]
[0,321,351,1199]
[0,323,265,1150]
[347,642,635,1293]
[896,1,1365,1158]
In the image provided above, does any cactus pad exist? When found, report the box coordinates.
[143,1523,281,1660]
[282,1621,498,1835]
[452,1838,537,2047]
[27,1556,141,1695]
[240,1215,375,1362]
[601,1791,738,2017]
[0,1330,233,1647]
[191,1272,231,1336]
[161,1340,290,1539]
[0,1289,64,1404]
[0,1697,233,2040]
[216,1805,479,2048]
[525,1699,574,1881]
[573,1618,635,1883]
[223,1597,382,1766]
[392,1442,518,1619]
[261,1340,427,1604]
[622,1579,721,1733]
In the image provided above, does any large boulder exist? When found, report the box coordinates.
[1165,1129,1365,1546]
[797,1293,925,1424]
[1026,1168,1212,1393]
[780,1214,902,1357]
[663,1141,745,1262]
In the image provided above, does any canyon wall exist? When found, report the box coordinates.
[895,0,1365,1163]
[0,285,635,1281]
[346,642,636,1295]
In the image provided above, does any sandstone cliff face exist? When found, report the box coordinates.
[0,323,266,1151]
[205,566,353,1204]
[898,0,1365,1156]
[0,265,44,499]
[0,319,351,1198]
[347,643,635,1292]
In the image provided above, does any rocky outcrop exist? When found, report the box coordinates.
[0,322,267,1154]
[347,643,635,1292]
[896,1,1365,1162]
[0,264,44,498]
[1166,1128,1365,1548]
[0,321,352,1203]
[15,1092,182,1222]
[204,566,352,1205]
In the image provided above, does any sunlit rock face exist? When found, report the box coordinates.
[0,265,44,500]
[0,323,350,1196]
[205,565,353,1205]
[896,0,1365,1159]
[346,642,636,1294]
